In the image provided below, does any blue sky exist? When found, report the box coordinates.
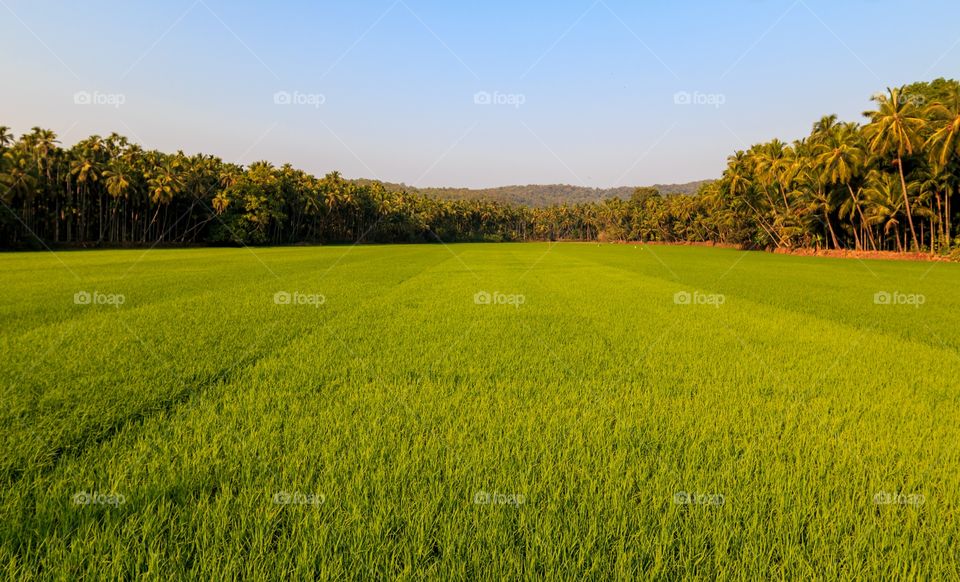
[2,0,958,188]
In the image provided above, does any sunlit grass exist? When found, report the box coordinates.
[1,243,958,579]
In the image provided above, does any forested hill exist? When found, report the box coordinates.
[359,181,713,207]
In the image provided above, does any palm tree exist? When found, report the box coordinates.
[0,150,36,203]
[925,87,960,247]
[0,126,13,150]
[24,127,58,179]
[815,122,875,249]
[720,150,786,247]
[811,114,840,140]
[801,166,841,249]
[863,87,926,250]
[103,166,130,199]
[103,163,131,242]
[145,158,183,241]
[754,139,795,215]
[925,86,960,168]
[69,149,101,241]
[864,172,908,252]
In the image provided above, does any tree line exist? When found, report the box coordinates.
[2,78,958,253]
[372,181,710,207]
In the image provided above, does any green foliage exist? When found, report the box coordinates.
[710,78,960,252]
[368,180,712,206]
[1,79,959,253]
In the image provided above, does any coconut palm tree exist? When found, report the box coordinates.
[0,126,13,150]
[69,151,101,241]
[0,149,36,204]
[925,86,960,167]
[103,163,132,242]
[815,122,874,249]
[863,171,909,252]
[863,87,926,250]
[754,139,795,215]
[145,158,183,241]
[925,87,960,247]
[797,159,841,249]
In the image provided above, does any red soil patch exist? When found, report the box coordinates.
[772,247,951,262]
[615,240,954,263]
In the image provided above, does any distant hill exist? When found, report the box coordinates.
[361,180,713,207]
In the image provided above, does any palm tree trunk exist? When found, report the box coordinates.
[848,185,876,250]
[742,199,785,248]
[897,155,920,250]
[947,193,953,250]
[824,209,840,249]
[779,184,791,214]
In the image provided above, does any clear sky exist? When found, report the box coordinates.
[2,0,958,188]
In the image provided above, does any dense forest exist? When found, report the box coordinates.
[2,79,959,253]
[368,181,712,207]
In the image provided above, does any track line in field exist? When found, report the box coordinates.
[3,248,452,483]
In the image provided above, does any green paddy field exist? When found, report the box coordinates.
[1,243,958,579]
